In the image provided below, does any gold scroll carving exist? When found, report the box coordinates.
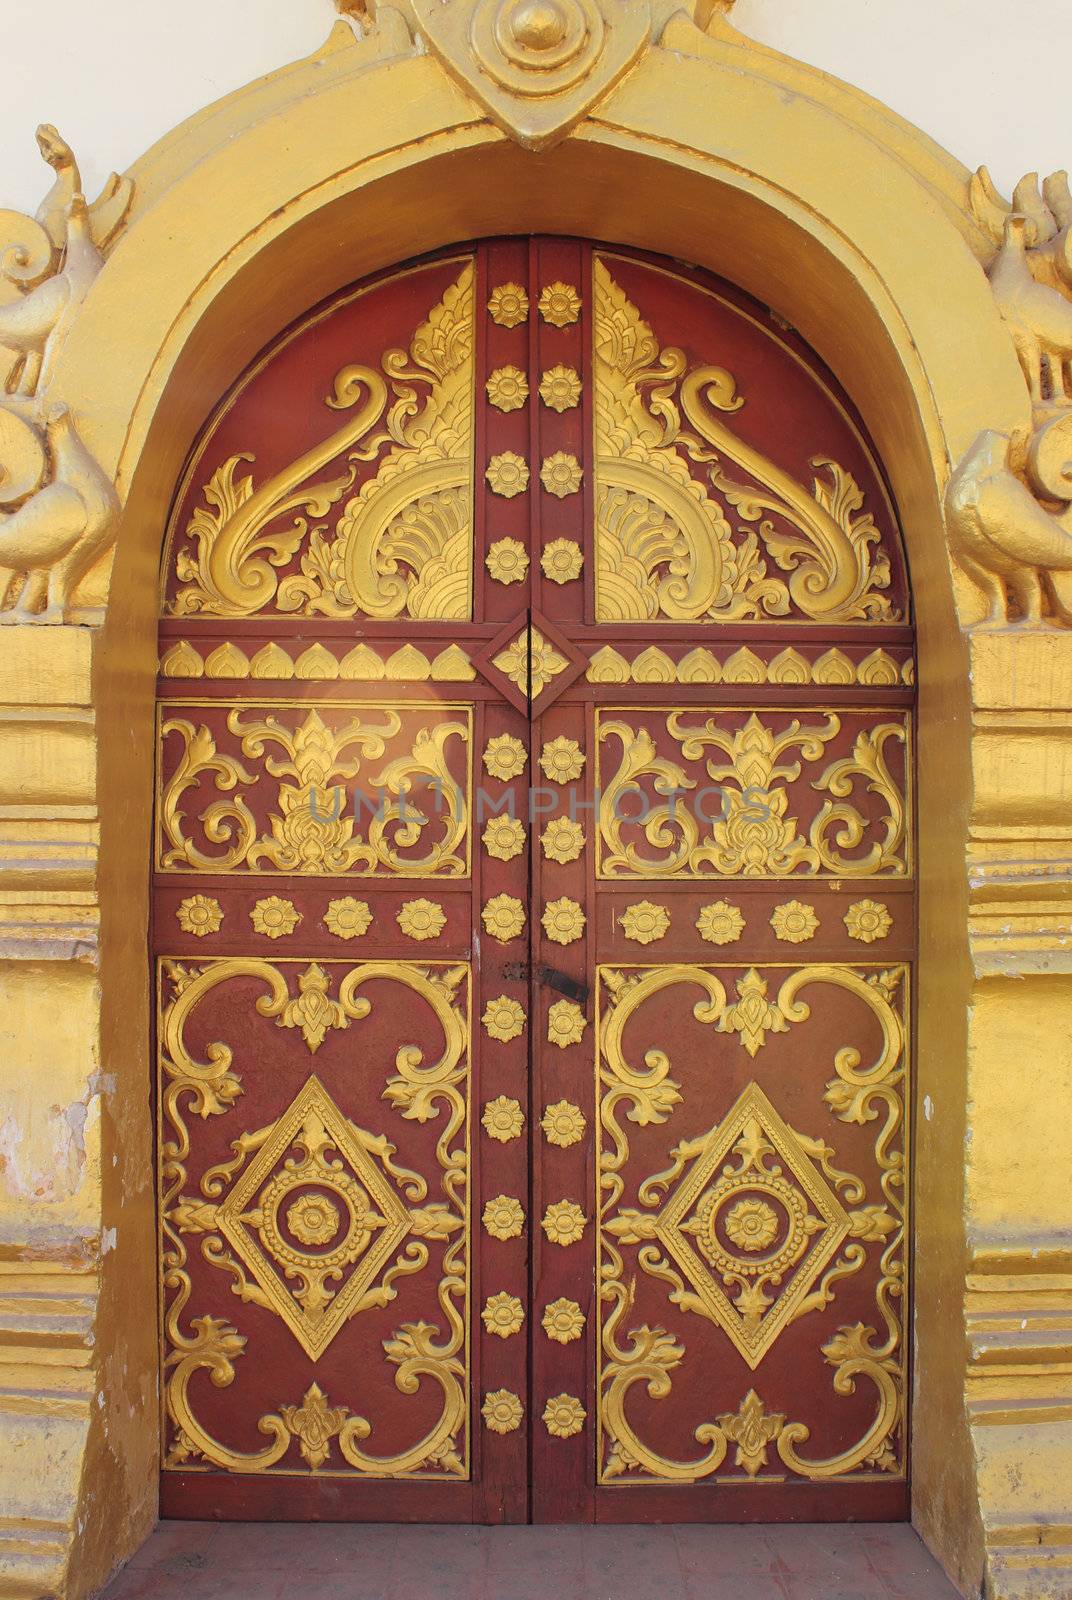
[159,957,470,1478]
[592,259,898,625]
[156,701,471,877]
[596,710,909,880]
[165,264,475,621]
[596,962,907,1484]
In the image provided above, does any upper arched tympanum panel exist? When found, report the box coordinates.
[158,240,909,653]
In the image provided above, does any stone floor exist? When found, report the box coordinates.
[99,1521,960,1600]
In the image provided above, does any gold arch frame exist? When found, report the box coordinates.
[0,12,1067,1600]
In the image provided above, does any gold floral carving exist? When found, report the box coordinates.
[845,900,893,943]
[488,284,528,328]
[486,451,530,498]
[696,901,744,945]
[482,815,526,861]
[543,1394,586,1437]
[539,366,581,412]
[542,1299,585,1345]
[539,736,585,783]
[770,901,819,943]
[158,704,470,878]
[592,260,897,624]
[481,1292,524,1338]
[159,958,470,1478]
[482,1390,523,1434]
[597,711,909,880]
[250,896,300,938]
[176,895,222,937]
[493,627,570,695]
[482,894,526,943]
[397,899,447,940]
[541,539,584,584]
[481,1096,524,1142]
[547,999,587,1048]
[540,452,583,498]
[542,897,585,945]
[323,898,373,939]
[486,365,529,411]
[538,284,581,326]
[167,264,476,622]
[280,1384,349,1471]
[482,1194,525,1240]
[541,816,585,863]
[483,733,527,779]
[541,1199,587,1246]
[486,537,530,584]
[619,901,670,945]
[597,962,907,1484]
[541,1100,586,1148]
[481,995,526,1041]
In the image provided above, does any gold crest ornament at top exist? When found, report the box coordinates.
[166,264,477,623]
[404,0,654,152]
[592,260,899,624]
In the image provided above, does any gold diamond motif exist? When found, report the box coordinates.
[214,1074,413,1361]
[493,627,570,696]
[652,1081,852,1370]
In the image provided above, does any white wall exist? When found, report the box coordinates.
[0,0,1068,217]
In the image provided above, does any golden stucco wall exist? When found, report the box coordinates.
[0,10,1068,1600]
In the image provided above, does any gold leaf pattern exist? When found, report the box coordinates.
[176,894,223,936]
[481,996,526,1042]
[397,899,447,940]
[481,1096,524,1142]
[493,628,570,695]
[542,898,585,946]
[483,1194,525,1241]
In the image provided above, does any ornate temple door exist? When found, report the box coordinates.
[154,239,914,1523]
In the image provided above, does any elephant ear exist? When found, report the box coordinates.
[0,406,47,507]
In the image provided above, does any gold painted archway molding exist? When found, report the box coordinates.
[0,5,1069,1597]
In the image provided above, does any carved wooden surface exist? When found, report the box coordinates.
[154,238,914,1522]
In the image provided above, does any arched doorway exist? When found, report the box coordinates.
[153,238,914,1525]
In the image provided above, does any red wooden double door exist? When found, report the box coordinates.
[154,238,915,1523]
